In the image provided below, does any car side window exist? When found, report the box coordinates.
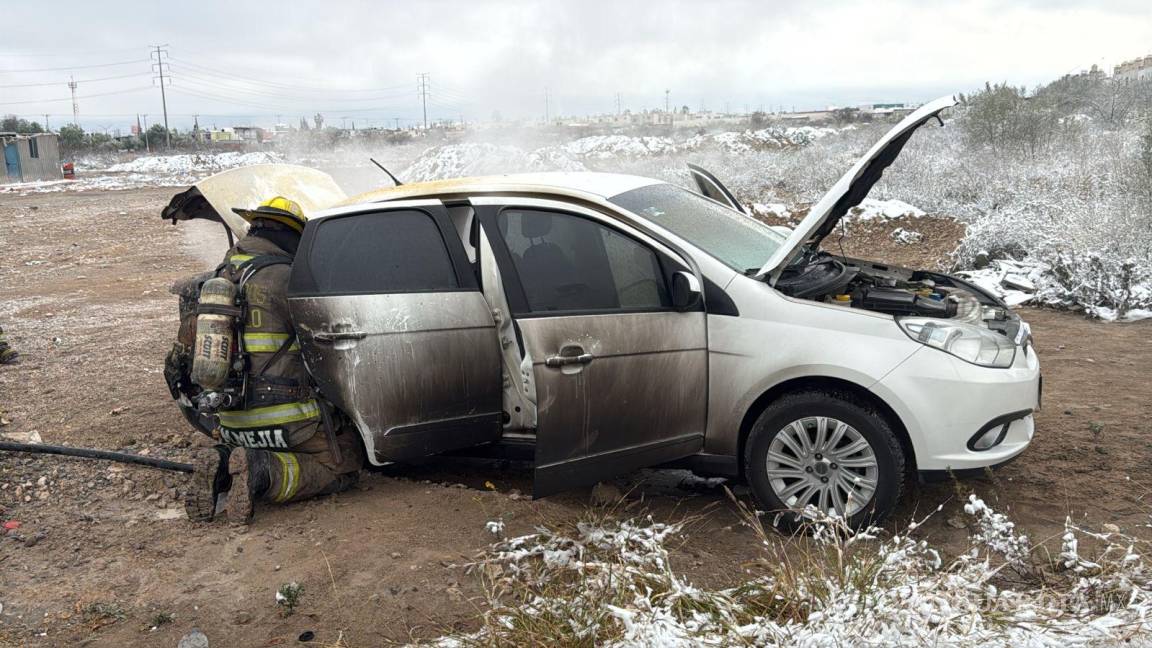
[306,210,459,294]
[497,209,669,313]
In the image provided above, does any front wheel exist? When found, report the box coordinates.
[744,390,905,532]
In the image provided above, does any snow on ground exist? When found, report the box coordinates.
[402,143,586,182]
[417,499,1152,647]
[691,125,848,154]
[890,226,924,245]
[559,135,679,159]
[751,202,792,219]
[956,260,1152,320]
[848,198,927,221]
[0,151,284,195]
[103,151,280,174]
[401,126,854,182]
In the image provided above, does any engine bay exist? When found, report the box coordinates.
[775,251,1022,339]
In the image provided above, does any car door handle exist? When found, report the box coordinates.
[313,330,367,344]
[545,353,594,367]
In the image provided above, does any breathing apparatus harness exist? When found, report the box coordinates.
[189,254,294,414]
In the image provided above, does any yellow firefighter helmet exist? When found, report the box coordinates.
[232,196,308,233]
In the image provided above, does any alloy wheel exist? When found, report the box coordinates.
[765,416,879,517]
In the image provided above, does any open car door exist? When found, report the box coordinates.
[287,200,503,464]
[687,163,746,214]
[473,197,707,498]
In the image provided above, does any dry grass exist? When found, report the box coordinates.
[409,489,1152,647]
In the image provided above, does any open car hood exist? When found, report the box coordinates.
[161,164,346,238]
[756,95,959,281]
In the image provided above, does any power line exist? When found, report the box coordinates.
[0,85,153,106]
[170,69,415,103]
[168,57,411,94]
[0,72,151,89]
[167,86,413,116]
[0,46,145,58]
[0,59,149,73]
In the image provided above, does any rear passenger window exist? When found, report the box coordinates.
[307,210,458,293]
[497,209,669,313]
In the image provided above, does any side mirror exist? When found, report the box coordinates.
[671,271,703,311]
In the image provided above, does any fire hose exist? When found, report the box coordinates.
[0,441,194,473]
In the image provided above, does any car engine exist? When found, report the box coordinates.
[775,252,1021,337]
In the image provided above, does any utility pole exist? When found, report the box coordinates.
[68,76,79,126]
[151,45,171,148]
[615,92,621,115]
[417,73,430,129]
[665,89,672,128]
[142,114,150,153]
[43,114,50,133]
[393,117,401,130]
[544,87,550,124]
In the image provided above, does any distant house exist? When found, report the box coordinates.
[778,109,835,124]
[2,132,61,183]
[232,126,265,143]
[1114,55,1152,82]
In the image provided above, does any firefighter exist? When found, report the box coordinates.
[185,196,363,524]
[0,325,17,364]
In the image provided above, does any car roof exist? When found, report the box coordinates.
[337,171,664,206]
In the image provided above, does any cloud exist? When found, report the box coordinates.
[1,0,1149,129]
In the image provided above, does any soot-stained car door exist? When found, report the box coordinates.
[474,197,707,497]
[287,200,502,464]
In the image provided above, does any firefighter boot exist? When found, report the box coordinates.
[184,445,233,522]
[225,448,272,525]
[0,326,17,365]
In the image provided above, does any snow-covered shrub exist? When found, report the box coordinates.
[415,497,1152,647]
[403,143,586,182]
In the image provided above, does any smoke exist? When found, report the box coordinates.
[180,220,231,269]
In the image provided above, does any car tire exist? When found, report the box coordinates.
[743,390,905,533]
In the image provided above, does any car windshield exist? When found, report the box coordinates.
[609,183,785,273]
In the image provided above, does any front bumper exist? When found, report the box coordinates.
[870,341,1041,472]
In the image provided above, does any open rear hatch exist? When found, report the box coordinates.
[161,163,346,238]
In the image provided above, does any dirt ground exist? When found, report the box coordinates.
[1,186,1150,647]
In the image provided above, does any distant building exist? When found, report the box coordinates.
[862,103,916,120]
[1114,55,1152,82]
[778,109,835,124]
[2,132,61,183]
[232,126,265,143]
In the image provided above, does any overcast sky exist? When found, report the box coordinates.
[1,0,1149,132]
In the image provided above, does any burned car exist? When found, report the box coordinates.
[165,96,1040,529]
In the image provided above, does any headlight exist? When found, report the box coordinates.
[898,317,1016,368]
